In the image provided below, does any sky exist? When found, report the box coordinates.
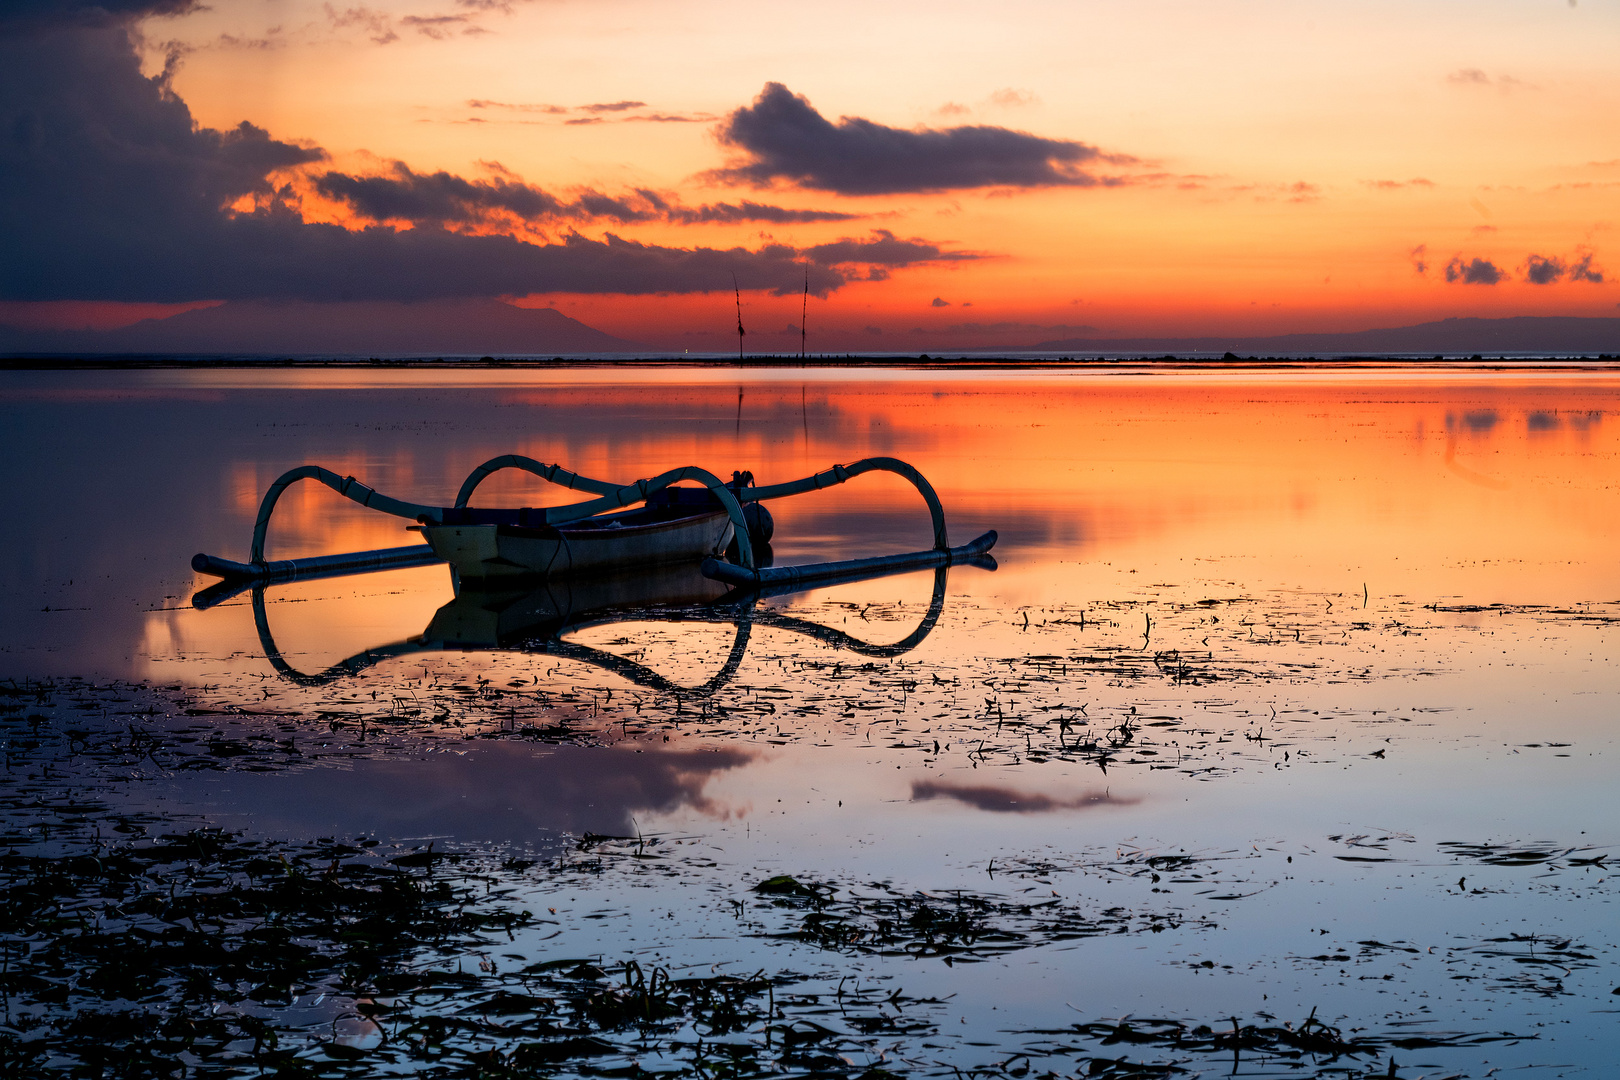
[1,0,1617,350]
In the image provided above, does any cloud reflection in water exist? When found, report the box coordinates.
[172,740,755,852]
[910,779,1138,814]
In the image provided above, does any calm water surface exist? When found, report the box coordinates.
[2,367,1617,1075]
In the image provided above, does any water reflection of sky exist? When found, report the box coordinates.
[4,368,1618,678]
[4,368,1619,1072]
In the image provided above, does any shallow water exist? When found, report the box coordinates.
[2,367,1618,1076]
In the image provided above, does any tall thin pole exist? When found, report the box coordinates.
[800,265,808,361]
[732,273,746,362]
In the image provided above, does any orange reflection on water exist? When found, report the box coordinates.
[135,369,1620,680]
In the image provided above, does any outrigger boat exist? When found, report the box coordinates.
[190,453,996,693]
[192,453,997,592]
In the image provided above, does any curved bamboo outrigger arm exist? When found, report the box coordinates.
[245,462,756,569]
[454,454,620,509]
[250,465,441,565]
[742,457,948,550]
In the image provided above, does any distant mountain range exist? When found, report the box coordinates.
[0,299,644,356]
[1034,316,1620,356]
[5,308,1619,360]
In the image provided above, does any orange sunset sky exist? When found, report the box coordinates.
[2,0,1617,350]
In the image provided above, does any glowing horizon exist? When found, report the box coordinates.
[3,0,1617,349]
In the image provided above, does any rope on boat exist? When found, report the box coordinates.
[453,454,620,508]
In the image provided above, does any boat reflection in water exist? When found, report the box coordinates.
[195,550,995,693]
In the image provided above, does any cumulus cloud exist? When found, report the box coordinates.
[0,23,948,303]
[931,297,949,307]
[710,82,1132,195]
[1444,256,1503,285]
[1410,243,1430,276]
[1515,250,1605,285]
[1569,248,1605,283]
[1524,254,1566,285]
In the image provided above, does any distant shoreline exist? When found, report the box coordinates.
[4,352,1620,372]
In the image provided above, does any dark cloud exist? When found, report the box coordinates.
[400,13,471,39]
[580,100,646,113]
[931,297,949,307]
[1444,256,1503,285]
[316,168,856,227]
[3,23,953,302]
[1569,249,1605,283]
[1522,249,1606,285]
[323,4,398,45]
[1524,254,1566,285]
[1409,243,1429,275]
[314,163,564,224]
[803,229,978,266]
[710,82,1130,195]
[569,189,653,222]
[0,0,198,32]
[666,200,856,224]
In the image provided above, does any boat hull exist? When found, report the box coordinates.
[422,562,732,647]
[421,508,734,582]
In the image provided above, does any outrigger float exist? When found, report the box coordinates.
[192,454,997,599]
